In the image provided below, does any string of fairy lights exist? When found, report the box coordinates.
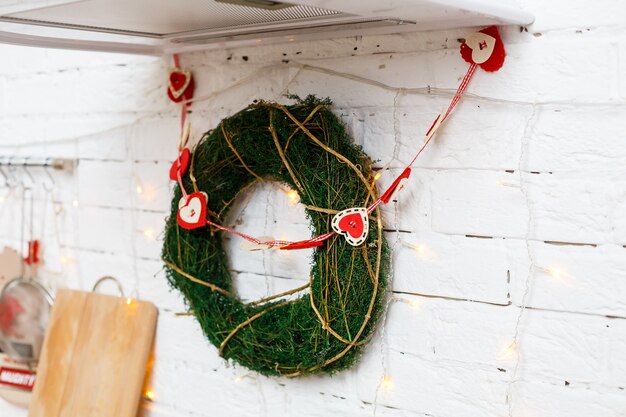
[373,89,406,412]
[0,56,569,407]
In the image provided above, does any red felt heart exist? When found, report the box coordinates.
[167,68,195,103]
[331,207,369,246]
[177,192,208,230]
[460,26,505,72]
[339,213,364,238]
[170,148,191,181]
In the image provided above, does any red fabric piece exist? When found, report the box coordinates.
[380,168,412,204]
[24,240,40,265]
[460,26,505,72]
[170,148,191,181]
[280,240,325,250]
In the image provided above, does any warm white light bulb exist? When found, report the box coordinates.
[145,390,155,400]
[136,185,143,194]
[287,190,299,203]
[72,199,79,208]
[381,375,394,391]
[143,229,156,240]
[548,267,562,279]
[502,341,517,357]
[374,172,382,181]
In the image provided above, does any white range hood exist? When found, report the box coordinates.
[0,0,533,55]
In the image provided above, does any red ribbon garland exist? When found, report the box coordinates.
[171,54,191,201]
[170,26,501,251]
[174,61,479,251]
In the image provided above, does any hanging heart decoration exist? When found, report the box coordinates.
[331,207,369,246]
[177,192,208,230]
[169,148,191,181]
[167,68,195,103]
[460,25,505,72]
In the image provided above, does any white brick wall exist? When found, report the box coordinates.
[2,1,626,416]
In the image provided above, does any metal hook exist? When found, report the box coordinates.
[43,157,56,191]
[5,156,19,189]
[22,157,35,189]
[0,160,9,188]
[92,276,125,298]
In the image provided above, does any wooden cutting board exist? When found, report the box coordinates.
[28,289,157,417]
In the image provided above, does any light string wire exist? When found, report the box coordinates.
[129,123,142,300]
[1,60,540,151]
[72,128,85,290]
[50,185,69,282]
[372,88,405,416]
[505,102,539,416]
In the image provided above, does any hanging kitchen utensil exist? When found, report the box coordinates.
[0,246,37,408]
[0,279,52,364]
[29,277,157,417]
[0,187,53,364]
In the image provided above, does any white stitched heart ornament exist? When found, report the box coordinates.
[331,207,369,247]
[177,192,208,230]
[464,32,496,64]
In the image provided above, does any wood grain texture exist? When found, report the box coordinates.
[28,289,157,417]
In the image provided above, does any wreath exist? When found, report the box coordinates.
[162,26,507,377]
[162,96,390,377]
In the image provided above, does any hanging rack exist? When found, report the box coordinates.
[0,157,76,189]
[0,157,76,171]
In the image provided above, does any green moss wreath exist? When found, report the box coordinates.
[162,96,389,376]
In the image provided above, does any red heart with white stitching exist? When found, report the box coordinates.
[331,207,369,246]
[167,68,194,103]
[177,192,208,230]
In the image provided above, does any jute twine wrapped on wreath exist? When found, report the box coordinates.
[162,96,389,377]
